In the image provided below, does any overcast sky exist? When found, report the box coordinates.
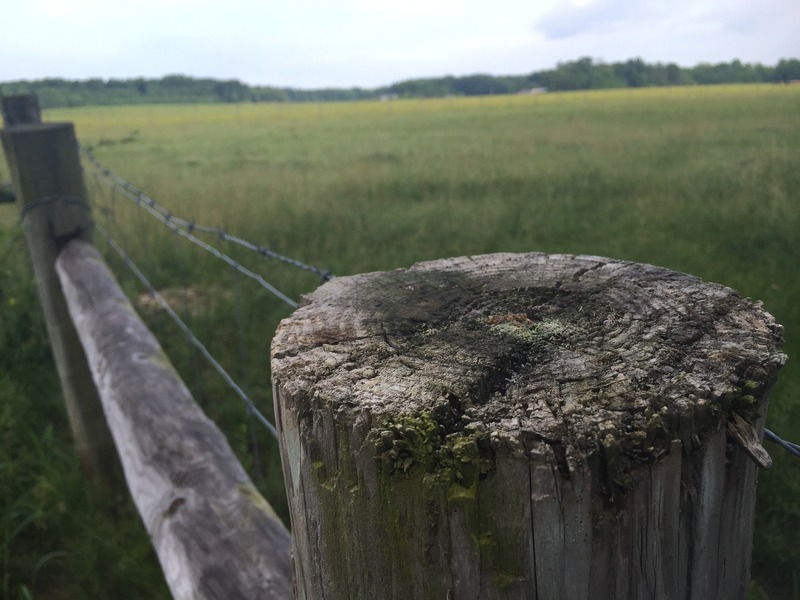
[2,0,798,88]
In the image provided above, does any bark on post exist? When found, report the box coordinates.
[271,252,786,600]
[0,120,119,482]
[57,240,293,600]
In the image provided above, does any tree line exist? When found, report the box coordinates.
[1,57,798,108]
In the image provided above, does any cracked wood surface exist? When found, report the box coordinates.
[272,252,785,600]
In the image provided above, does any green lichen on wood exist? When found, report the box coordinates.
[146,346,182,379]
[372,412,494,492]
[719,379,766,422]
[489,315,583,346]
[601,432,630,488]
[236,483,281,521]
[370,411,525,591]
[374,411,440,475]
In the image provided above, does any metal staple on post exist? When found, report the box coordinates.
[17,195,92,223]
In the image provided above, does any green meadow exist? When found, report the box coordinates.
[1,84,799,598]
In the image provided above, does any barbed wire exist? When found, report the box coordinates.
[89,169,300,307]
[93,220,279,440]
[80,145,334,282]
[84,161,276,482]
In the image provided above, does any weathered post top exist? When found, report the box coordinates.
[271,252,786,600]
[1,94,42,126]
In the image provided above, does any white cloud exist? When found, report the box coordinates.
[351,0,473,19]
[0,0,797,87]
[37,0,106,17]
[535,0,800,42]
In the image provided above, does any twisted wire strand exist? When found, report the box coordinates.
[764,428,800,459]
[87,165,299,308]
[93,220,279,440]
[81,146,334,281]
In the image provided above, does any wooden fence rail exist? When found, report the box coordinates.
[1,95,293,599]
[57,240,293,599]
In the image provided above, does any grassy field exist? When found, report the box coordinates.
[1,84,799,598]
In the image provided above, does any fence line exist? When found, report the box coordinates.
[764,428,800,458]
[94,220,279,440]
[81,146,334,281]
[83,161,280,484]
[86,160,300,307]
[80,144,338,450]
[2,97,294,598]
[82,133,800,465]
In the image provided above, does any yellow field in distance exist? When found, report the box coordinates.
[42,83,799,138]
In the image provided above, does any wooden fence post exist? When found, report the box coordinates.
[271,252,786,600]
[1,106,120,483]
[0,95,41,202]
[1,94,42,126]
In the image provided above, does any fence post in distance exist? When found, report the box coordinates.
[1,94,44,202]
[1,94,42,126]
[1,112,121,484]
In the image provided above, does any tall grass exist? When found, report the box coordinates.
[0,228,171,599]
[2,84,798,597]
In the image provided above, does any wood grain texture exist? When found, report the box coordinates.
[273,252,786,600]
[57,240,293,600]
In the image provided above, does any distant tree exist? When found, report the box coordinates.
[614,58,649,87]
[161,74,195,88]
[214,80,245,102]
[665,63,683,85]
[85,78,104,92]
[0,57,796,108]
[591,61,625,89]
[452,74,506,96]
[250,86,288,102]
[774,58,800,82]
